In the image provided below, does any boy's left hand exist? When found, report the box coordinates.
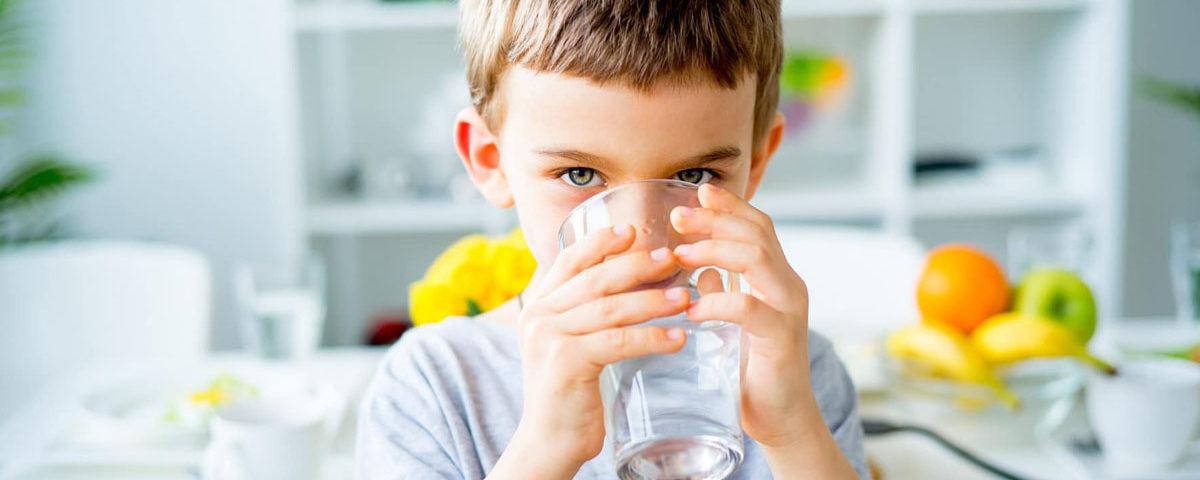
[669,183,819,450]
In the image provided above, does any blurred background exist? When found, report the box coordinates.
[10,0,1198,351]
[9,0,1196,350]
[1,0,1198,478]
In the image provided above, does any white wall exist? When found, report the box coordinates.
[18,0,303,349]
[1121,0,1200,317]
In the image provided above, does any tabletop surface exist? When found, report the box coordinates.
[1,318,1197,480]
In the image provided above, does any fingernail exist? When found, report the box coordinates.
[666,328,684,341]
[677,206,694,217]
[612,224,631,237]
[650,247,670,261]
[665,287,685,301]
[674,244,692,257]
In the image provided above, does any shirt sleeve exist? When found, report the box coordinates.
[356,339,464,480]
[809,334,870,480]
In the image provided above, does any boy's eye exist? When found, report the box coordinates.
[560,167,603,187]
[675,168,714,185]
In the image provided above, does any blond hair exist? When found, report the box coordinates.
[458,0,783,142]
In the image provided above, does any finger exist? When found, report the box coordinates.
[543,247,680,312]
[578,325,687,366]
[696,267,725,295]
[670,204,768,244]
[534,224,635,298]
[697,183,773,230]
[676,239,799,308]
[557,287,691,334]
[686,291,793,338]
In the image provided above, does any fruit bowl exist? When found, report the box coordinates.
[880,354,1086,445]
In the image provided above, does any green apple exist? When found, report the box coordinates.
[1013,268,1097,342]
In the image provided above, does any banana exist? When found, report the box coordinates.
[970,313,1117,375]
[887,322,1019,408]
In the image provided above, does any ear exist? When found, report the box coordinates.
[744,112,785,201]
[454,107,513,208]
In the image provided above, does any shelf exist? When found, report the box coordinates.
[293,2,457,32]
[306,199,499,235]
[912,0,1090,15]
[291,0,1091,33]
[753,187,884,223]
[294,0,885,33]
[911,185,1084,220]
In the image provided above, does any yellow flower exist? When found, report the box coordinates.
[408,228,537,326]
[491,242,536,297]
[409,280,468,326]
[425,235,489,284]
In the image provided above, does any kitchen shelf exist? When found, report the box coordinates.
[293,2,457,32]
[293,0,1091,34]
[912,185,1084,220]
[290,0,1127,342]
[753,187,884,223]
[306,199,500,235]
[295,0,887,33]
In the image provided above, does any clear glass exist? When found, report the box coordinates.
[1006,223,1093,281]
[1172,222,1200,327]
[235,254,326,360]
[558,180,743,480]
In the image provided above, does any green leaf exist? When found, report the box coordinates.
[466,299,482,317]
[1138,75,1200,121]
[0,87,23,107]
[0,155,96,212]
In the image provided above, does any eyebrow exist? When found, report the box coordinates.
[534,145,743,169]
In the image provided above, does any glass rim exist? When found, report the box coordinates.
[557,179,701,247]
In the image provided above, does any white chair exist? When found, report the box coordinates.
[0,240,211,418]
[772,226,926,390]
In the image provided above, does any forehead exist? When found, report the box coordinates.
[497,66,756,162]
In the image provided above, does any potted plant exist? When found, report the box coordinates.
[0,0,94,247]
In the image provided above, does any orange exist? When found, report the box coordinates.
[917,244,1010,334]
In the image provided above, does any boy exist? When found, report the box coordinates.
[358,0,867,478]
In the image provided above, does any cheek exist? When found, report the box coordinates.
[510,182,587,270]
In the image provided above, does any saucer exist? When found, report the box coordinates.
[1036,395,1200,480]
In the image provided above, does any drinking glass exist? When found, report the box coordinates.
[558,179,743,480]
[1172,222,1200,327]
[235,254,326,360]
[1006,223,1093,282]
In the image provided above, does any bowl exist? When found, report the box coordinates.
[880,353,1086,445]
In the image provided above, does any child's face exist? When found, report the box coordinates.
[458,66,781,275]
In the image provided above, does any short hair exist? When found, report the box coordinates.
[459,0,783,143]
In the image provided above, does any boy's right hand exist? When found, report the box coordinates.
[495,224,690,479]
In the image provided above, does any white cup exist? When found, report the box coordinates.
[1087,358,1200,473]
[203,399,328,480]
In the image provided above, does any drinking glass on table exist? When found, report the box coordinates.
[235,254,326,360]
[1007,222,1093,281]
[1172,222,1200,327]
[558,179,743,480]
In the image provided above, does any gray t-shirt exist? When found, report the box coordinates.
[357,316,868,479]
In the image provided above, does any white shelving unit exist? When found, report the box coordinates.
[289,0,1128,344]
[307,200,504,235]
[294,2,458,31]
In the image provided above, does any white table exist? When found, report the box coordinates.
[1,319,1196,480]
[0,347,388,480]
[859,317,1200,480]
